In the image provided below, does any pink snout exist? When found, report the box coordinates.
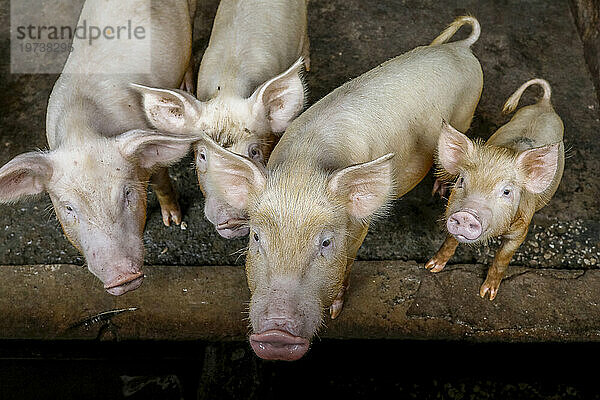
[447,211,482,241]
[249,330,310,361]
[103,272,144,296]
[216,218,250,239]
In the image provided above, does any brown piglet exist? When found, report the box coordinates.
[426,78,565,300]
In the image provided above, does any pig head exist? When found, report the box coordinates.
[132,59,306,238]
[198,135,394,360]
[0,129,197,295]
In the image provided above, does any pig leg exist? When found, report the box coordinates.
[150,167,182,226]
[425,234,459,272]
[180,60,196,94]
[329,224,369,319]
[329,271,350,320]
[480,220,529,300]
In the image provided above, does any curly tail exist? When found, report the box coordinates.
[502,78,552,114]
[430,15,481,47]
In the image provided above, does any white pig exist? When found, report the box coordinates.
[197,16,483,360]
[426,78,564,300]
[132,0,310,238]
[0,0,198,295]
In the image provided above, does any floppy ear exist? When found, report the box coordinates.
[131,83,201,134]
[327,153,395,219]
[437,121,474,175]
[116,129,199,170]
[197,135,266,211]
[250,58,306,134]
[0,152,53,203]
[516,143,560,194]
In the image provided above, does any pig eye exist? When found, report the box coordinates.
[320,237,334,256]
[500,184,514,198]
[253,231,259,242]
[196,148,208,173]
[248,144,263,163]
[62,203,77,222]
[124,187,134,206]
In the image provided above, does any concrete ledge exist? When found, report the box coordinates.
[2,262,600,341]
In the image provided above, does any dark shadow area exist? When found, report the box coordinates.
[1,339,599,399]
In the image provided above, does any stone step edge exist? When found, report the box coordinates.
[1,262,599,342]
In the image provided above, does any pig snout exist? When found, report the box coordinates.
[216,218,249,239]
[249,281,321,361]
[447,211,482,241]
[204,196,249,239]
[249,319,310,361]
[103,270,144,296]
[88,258,144,296]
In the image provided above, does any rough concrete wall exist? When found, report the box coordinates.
[570,0,600,105]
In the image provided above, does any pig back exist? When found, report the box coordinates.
[269,43,483,198]
[196,0,308,100]
[487,104,565,210]
[46,0,193,147]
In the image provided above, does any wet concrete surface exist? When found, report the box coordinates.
[0,0,599,269]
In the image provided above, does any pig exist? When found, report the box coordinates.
[425,78,564,300]
[0,0,198,295]
[197,15,484,360]
[131,0,310,239]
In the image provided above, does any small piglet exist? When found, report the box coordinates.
[426,78,564,300]
[132,0,310,238]
[0,0,198,295]
[199,15,483,361]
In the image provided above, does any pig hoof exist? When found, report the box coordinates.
[179,65,196,94]
[425,257,447,273]
[161,204,182,227]
[329,286,347,319]
[479,281,500,301]
[329,299,344,319]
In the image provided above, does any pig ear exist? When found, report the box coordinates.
[250,58,306,134]
[0,152,52,203]
[198,135,267,210]
[327,153,395,220]
[437,121,474,175]
[131,83,201,134]
[117,129,199,170]
[516,143,560,194]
